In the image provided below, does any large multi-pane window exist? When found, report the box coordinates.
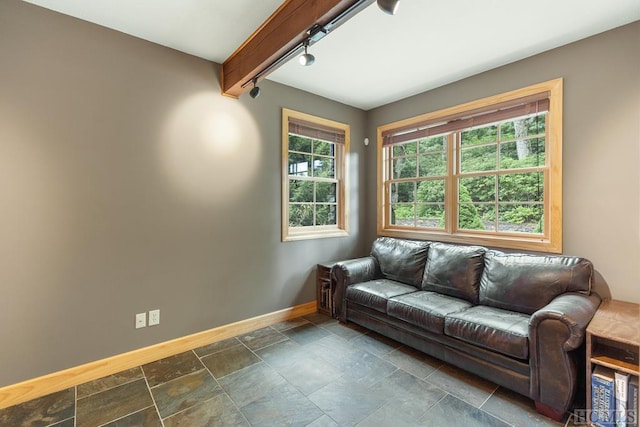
[282,109,349,241]
[378,79,562,253]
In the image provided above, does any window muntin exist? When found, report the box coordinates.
[378,79,562,253]
[282,109,349,241]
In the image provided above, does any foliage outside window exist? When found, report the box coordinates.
[282,109,349,241]
[377,79,563,253]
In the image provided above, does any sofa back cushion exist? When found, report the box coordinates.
[421,242,485,304]
[479,250,593,314]
[371,237,430,288]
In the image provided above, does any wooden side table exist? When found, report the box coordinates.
[316,262,336,317]
[585,299,639,425]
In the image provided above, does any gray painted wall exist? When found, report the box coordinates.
[0,1,367,386]
[366,21,640,304]
[1,0,638,388]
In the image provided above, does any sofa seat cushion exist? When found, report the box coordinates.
[346,279,417,313]
[387,291,473,334]
[444,306,530,359]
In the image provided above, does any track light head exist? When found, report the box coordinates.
[299,52,315,66]
[249,79,261,99]
[377,0,400,15]
[299,41,315,66]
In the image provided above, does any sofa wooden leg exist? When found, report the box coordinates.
[534,401,565,422]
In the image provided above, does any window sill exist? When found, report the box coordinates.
[283,228,349,242]
[378,227,561,254]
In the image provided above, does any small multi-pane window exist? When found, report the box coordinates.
[282,109,349,241]
[389,135,448,229]
[458,114,546,233]
[378,79,562,253]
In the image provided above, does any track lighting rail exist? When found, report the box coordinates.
[239,0,374,92]
[226,0,399,98]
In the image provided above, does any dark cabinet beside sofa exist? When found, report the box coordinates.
[316,262,336,317]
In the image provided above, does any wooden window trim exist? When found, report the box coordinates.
[377,79,563,253]
[282,108,350,242]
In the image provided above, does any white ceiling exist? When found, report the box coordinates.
[21,0,640,110]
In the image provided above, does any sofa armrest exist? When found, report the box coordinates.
[331,257,380,322]
[530,293,601,351]
[528,292,601,413]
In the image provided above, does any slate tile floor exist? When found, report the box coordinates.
[0,313,582,427]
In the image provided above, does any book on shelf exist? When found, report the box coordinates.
[629,375,639,427]
[614,371,629,427]
[592,365,616,427]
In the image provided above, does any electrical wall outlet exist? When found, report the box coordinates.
[135,312,146,329]
[148,309,160,326]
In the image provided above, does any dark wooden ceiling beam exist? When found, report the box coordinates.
[221,0,361,98]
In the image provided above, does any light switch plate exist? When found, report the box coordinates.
[135,312,146,329]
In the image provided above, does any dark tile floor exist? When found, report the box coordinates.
[0,313,581,427]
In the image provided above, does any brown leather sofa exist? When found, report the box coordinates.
[332,237,606,421]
